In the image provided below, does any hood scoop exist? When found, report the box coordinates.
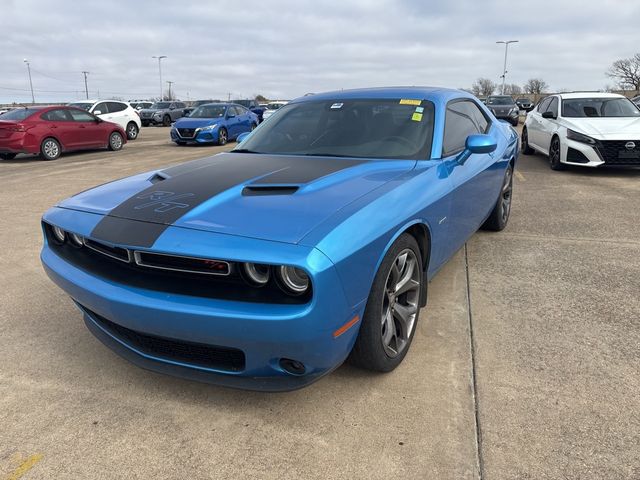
[242,185,299,196]
[148,171,170,184]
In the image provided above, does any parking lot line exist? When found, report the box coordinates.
[6,453,43,480]
[514,170,526,182]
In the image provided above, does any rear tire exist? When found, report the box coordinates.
[108,132,124,151]
[218,127,228,146]
[521,127,534,154]
[40,138,61,161]
[349,233,424,372]
[0,153,17,160]
[549,136,565,171]
[126,122,139,140]
[481,165,513,231]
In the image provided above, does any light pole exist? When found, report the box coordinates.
[152,55,167,100]
[496,40,518,94]
[23,59,35,104]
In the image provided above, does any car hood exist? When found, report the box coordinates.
[562,117,640,139]
[173,118,223,128]
[58,152,415,246]
[139,108,165,114]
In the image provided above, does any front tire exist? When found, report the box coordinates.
[218,127,228,146]
[108,132,124,151]
[40,138,61,161]
[349,233,423,372]
[521,127,534,154]
[162,115,171,127]
[126,122,139,140]
[481,165,513,231]
[549,136,565,170]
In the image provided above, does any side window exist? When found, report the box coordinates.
[442,101,483,156]
[69,109,96,122]
[42,109,72,122]
[176,102,186,109]
[107,102,126,113]
[93,102,109,115]
[234,106,245,116]
[547,97,559,116]
[537,97,551,113]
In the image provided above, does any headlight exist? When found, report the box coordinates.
[69,233,84,248]
[51,225,65,243]
[241,262,270,286]
[510,107,519,115]
[199,124,217,132]
[567,129,596,145]
[276,266,310,295]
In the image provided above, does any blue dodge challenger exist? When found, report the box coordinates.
[41,87,518,391]
[170,103,258,146]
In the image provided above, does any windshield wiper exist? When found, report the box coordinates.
[231,148,260,154]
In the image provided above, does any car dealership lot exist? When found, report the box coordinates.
[1,128,638,479]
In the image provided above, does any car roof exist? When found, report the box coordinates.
[291,86,468,104]
[558,92,625,99]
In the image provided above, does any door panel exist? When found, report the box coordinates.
[68,109,105,147]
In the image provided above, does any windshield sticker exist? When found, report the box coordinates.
[411,112,423,122]
[399,99,421,106]
[330,103,344,109]
[415,106,424,113]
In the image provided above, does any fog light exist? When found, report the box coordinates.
[242,262,270,286]
[51,226,66,243]
[279,358,306,375]
[277,266,309,295]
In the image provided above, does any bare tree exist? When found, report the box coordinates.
[471,78,497,97]
[503,84,522,95]
[606,53,640,91]
[523,78,549,95]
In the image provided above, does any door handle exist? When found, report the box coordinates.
[50,125,58,129]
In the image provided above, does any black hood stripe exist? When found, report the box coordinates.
[91,153,365,247]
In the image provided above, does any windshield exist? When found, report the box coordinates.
[516,98,529,102]
[68,102,93,111]
[562,98,640,118]
[150,102,170,109]
[234,99,435,160]
[0,108,39,121]
[189,105,226,118]
[487,96,515,105]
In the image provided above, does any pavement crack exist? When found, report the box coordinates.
[464,243,485,480]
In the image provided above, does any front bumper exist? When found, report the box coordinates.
[40,207,363,391]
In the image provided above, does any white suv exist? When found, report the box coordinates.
[68,100,141,140]
[522,92,640,169]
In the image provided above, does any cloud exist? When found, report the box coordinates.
[1,0,638,103]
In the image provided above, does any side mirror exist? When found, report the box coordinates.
[236,132,250,144]
[93,110,102,115]
[95,117,103,123]
[542,111,556,119]
[226,113,235,119]
[465,134,497,154]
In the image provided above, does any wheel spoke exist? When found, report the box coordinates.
[381,309,394,347]
[392,302,417,339]
[395,257,418,296]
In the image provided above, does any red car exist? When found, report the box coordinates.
[0,106,126,161]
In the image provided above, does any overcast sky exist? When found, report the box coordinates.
[1,0,638,104]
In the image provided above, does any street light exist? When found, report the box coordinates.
[23,59,35,104]
[152,55,167,100]
[496,40,518,95]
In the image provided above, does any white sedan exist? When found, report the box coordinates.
[522,92,640,169]
[261,101,288,121]
[68,100,141,140]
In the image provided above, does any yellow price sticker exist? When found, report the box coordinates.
[399,99,422,106]
[411,112,423,122]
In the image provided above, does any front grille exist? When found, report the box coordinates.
[140,112,153,118]
[596,140,640,165]
[83,305,246,372]
[177,128,196,138]
[44,225,311,304]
